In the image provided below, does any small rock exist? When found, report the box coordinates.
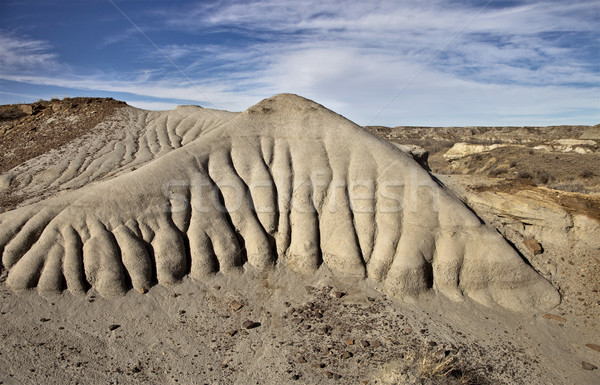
[213,285,221,290]
[137,287,147,294]
[108,324,120,331]
[291,374,301,380]
[39,318,50,322]
[178,310,186,315]
[19,105,33,115]
[295,356,307,364]
[322,371,341,379]
[370,340,382,348]
[242,320,260,329]
[341,351,353,359]
[428,341,437,347]
[582,361,597,370]
[291,318,304,325]
[227,329,238,337]
[360,340,370,348]
[543,314,567,323]
[402,327,412,334]
[346,339,355,346]
[170,293,180,298]
[585,343,600,352]
[523,238,543,255]
[228,300,244,311]
[331,290,345,299]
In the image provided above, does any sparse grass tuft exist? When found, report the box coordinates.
[517,171,533,180]
[580,169,595,179]
[488,168,506,177]
[535,170,550,184]
[401,344,480,385]
[0,106,26,122]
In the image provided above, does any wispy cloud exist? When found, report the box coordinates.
[0,1,597,125]
[0,32,60,73]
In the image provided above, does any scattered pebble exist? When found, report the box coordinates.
[323,371,341,379]
[523,238,543,255]
[346,339,355,346]
[228,300,244,311]
[585,344,600,352]
[108,324,121,331]
[360,340,370,348]
[582,361,597,370]
[227,330,238,337]
[295,356,307,364]
[39,318,50,322]
[543,314,567,322]
[242,320,260,329]
[331,290,345,299]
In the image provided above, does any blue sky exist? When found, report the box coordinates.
[0,0,598,126]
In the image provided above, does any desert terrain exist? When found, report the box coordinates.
[0,96,598,384]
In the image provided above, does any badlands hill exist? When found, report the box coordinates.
[0,95,598,384]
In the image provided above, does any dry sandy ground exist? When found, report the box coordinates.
[1,269,598,385]
[0,98,599,384]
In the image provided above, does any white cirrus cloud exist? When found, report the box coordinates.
[0,33,60,73]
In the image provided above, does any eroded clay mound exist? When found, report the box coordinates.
[0,94,559,312]
[1,104,236,210]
